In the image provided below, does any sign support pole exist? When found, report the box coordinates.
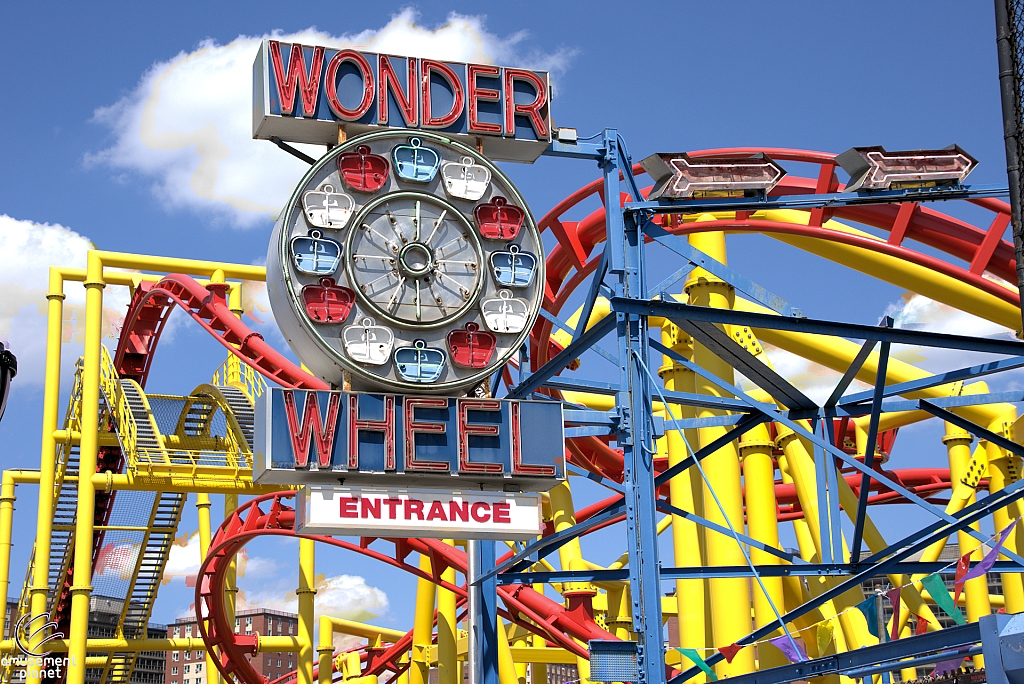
[603,129,664,684]
[470,539,499,684]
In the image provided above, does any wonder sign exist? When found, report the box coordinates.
[253,40,552,163]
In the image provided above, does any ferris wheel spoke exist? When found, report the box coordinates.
[434,235,467,254]
[359,271,397,293]
[384,204,408,245]
[425,278,448,315]
[423,210,447,247]
[362,223,399,253]
[387,276,408,312]
[434,270,471,299]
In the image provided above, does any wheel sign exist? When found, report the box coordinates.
[267,130,545,394]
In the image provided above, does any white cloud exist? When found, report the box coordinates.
[237,557,389,622]
[165,532,388,622]
[87,10,575,228]
[0,215,131,385]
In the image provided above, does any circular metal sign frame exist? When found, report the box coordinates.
[267,130,545,395]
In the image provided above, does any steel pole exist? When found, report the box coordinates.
[995,0,1024,331]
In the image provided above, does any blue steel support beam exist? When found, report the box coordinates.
[684,622,983,684]
[655,500,804,564]
[645,223,800,317]
[471,539,498,684]
[625,183,1008,214]
[494,561,1024,584]
[669,477,1024,684]
[506,315,616,399]
[851,336,891,562]
[605,129,664,684]
[840,355,1024,404]
[825,339,877,407]
[613,297,1024,356]
[650,337,1024,574]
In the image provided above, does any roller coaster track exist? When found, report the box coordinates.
[195,492,617,684]
[19,147,999,684]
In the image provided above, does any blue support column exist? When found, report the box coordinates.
[471,539,499,684]
[602,129,664,683]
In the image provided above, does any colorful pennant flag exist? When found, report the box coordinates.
[767,635,806,663]
[915,614,929,636]
[816,621,834,656]
[961,519,1018,585]
[856,595,880,637]
[717,643,742,664]
[887,587,902,642]
[676,648,718,681]
[953,552,971,605]
[921,573,966,625]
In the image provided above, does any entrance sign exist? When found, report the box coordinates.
[295,485,543,540]
[253,40,552,163]
[253,388,565,490]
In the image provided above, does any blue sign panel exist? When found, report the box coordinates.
[253,388,565,490]
[253,40,552,163]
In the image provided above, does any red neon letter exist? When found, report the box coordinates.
[492,502,511,524]
[509,403,556,477]
[269,41,324,117]
[348,395,396,470]
[404,397,450,472]
[421,60,464,128]
[405,499,425,520]
[282,391,341,468]
[458,399,504,474]
[378,55,418,126]
[339,497,358,518]
[467,64,502,134]
[325,49,374,121]
[503,69,549,138]
[426,501,448,521]
[471,502,491,523]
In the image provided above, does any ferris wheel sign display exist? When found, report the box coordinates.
[267,129,546,395]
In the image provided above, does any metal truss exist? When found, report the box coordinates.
[469,129,1024,684]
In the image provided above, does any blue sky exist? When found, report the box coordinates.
[0,1,1016,631]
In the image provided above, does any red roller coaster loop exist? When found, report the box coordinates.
[195,492,616,684]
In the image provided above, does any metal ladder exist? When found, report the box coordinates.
[99,377,180,684]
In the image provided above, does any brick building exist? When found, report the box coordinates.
[167,608,298,684]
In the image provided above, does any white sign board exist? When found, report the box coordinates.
[295,485,543,540]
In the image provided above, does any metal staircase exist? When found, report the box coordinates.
[2,349,257,684]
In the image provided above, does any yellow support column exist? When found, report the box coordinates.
[28,268,66,678]
[438,540,457,684]
[66,253,105,684]
[943,424,989,667]
[196,493,220,684]
[298,538,317,684]
[224,493,239,632]
[547,481,594,684]
[658,323,709,668]
[739,425,787,670]
[0,474,15,605]
[685,229,753,677]
[410,554,436,684]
